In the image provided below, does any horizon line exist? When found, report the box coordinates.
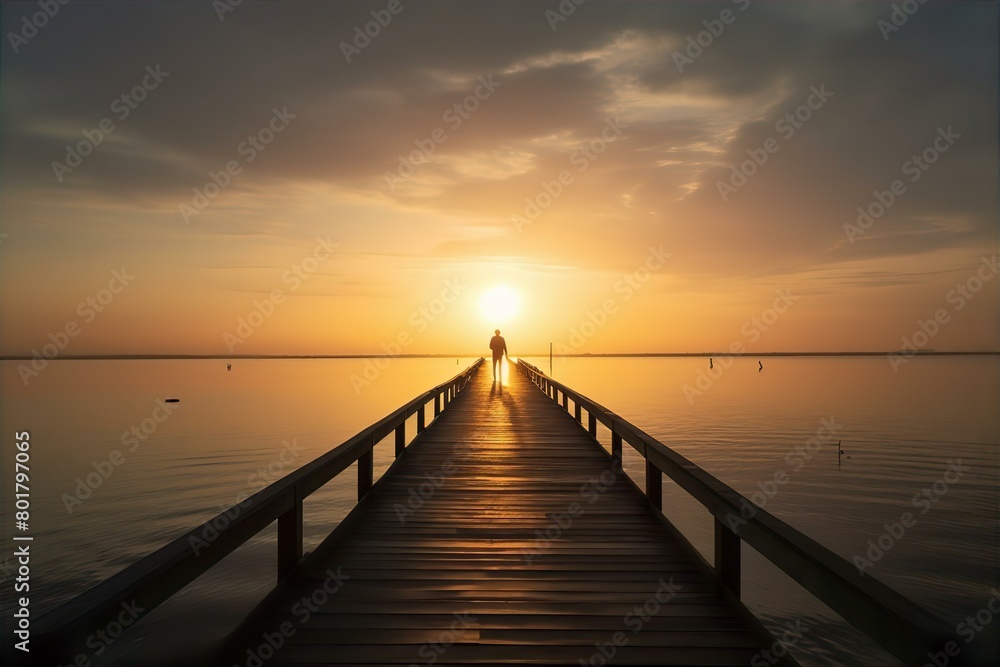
[1,351,998,361]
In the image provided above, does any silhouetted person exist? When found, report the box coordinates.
[709,358,713,369]
[489,329,507,381]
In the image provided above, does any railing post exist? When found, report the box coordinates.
[611,430,622,466]
[358,436,374,501]
[395,421,405,457]
[277,484,303,580]
[434,391,442,416]
[574,402,582,423]
[645,458,662,511]
[561,391,568,411]
[417,404,426,433]
[588,412,597,437]
[715,518,741,597]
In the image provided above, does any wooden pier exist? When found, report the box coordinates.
[33,358,976,666]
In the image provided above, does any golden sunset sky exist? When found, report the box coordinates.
[1,1,997,356]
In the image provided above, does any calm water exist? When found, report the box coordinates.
[0,356,997,665]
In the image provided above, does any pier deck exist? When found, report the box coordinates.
[222,363,781,666]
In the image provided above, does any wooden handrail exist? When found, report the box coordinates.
[516,359,984,667]
[34,358,484,662]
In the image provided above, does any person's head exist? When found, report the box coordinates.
[494,329,500,335]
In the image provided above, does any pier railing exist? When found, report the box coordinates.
[34,358,484,662]
[516,358,981,667]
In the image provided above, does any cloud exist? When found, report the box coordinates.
[0,0,995,353]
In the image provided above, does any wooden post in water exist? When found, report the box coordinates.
[714,519,741,597]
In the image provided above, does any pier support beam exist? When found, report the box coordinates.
[277,485,303,579]
[645,459,661,511]
[358,439,373,500]
[714,519,741,598]
[395,422,405,457]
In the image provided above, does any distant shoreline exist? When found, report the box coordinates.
[1,351,996,361]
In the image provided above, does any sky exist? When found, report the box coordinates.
[1,0,997,356]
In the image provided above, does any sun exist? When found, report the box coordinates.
[478,285,521,324]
